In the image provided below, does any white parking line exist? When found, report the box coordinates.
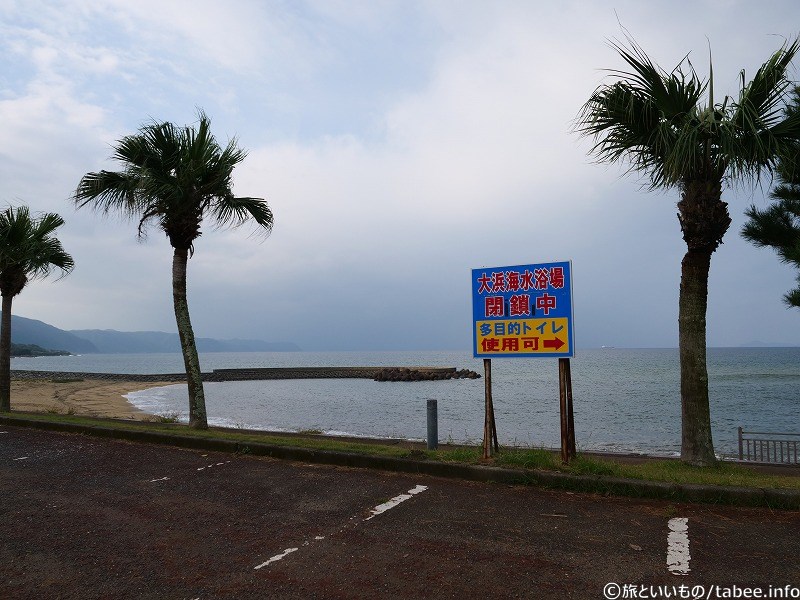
[197,460,231,471]
[13,456,29,461]
[667,517,691,575]
[365,485,428,520]
[254,547,298,570]
[253,484,429,571]
[149,477,170,483]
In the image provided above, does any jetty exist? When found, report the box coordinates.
[10,366,478,383]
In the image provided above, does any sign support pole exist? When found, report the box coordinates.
[483,358,498,459]
[558,357,576,463]
[566,359,576,458]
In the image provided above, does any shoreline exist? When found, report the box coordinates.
[7,367,795,461]
[9,378,176,421]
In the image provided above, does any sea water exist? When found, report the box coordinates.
[12,348,800,457]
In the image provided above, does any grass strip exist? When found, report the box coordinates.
[493,448,800,491]
[2,412,418,458]
[2,412,798,494]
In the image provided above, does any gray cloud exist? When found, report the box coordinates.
[1,0,799,350]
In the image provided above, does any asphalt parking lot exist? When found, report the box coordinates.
[1,426,798,599]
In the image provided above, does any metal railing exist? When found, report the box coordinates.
[738,427,800,464]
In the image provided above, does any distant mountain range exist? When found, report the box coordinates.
[10,315,97,353]
[5,314,300,354]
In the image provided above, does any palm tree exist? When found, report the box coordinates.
[577,36,800,466]
[75,112,272,429]
[742,87,800,307]
[0,206,74,411]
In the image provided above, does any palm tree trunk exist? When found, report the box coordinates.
[676,180,729,467]
[678,249,716,466]
[172,247,208,429]
[0,294,12,412]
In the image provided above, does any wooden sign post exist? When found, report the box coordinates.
[558,357,576,463]
[483,358,499,459]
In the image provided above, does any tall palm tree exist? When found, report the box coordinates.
[75,112,272,429]
[742,87,800,307]
[578,36,800,466]
[0,206,74,411]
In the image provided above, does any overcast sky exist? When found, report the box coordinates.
[2,0,800,351]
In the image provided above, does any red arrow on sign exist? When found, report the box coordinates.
[543,338,565,350]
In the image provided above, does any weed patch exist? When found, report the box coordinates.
[155,412,181,424]
[494,448,558,470]
[433,447,482,463]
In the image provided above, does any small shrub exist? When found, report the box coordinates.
[155,412,181,424]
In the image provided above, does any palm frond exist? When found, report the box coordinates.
[724,39,800,183]
[0,205,73,295]
[579,35,800,191]
[608,36,703,119]
[210,195,274,235]
[732,39,799,132]
[75,171,143,217]
[577,35,707,189]
[75,109,266,249]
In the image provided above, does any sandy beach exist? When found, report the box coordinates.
[8,378,176,420]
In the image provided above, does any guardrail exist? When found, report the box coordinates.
[738,427,800,464]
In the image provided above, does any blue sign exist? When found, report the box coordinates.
[471,261,574,358]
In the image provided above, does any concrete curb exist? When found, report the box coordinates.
[2,415,798,510]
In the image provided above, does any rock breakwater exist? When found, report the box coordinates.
[11,366,480,383]
[373,368,480,382]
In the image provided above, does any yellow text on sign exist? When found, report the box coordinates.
[475,318,570,355]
